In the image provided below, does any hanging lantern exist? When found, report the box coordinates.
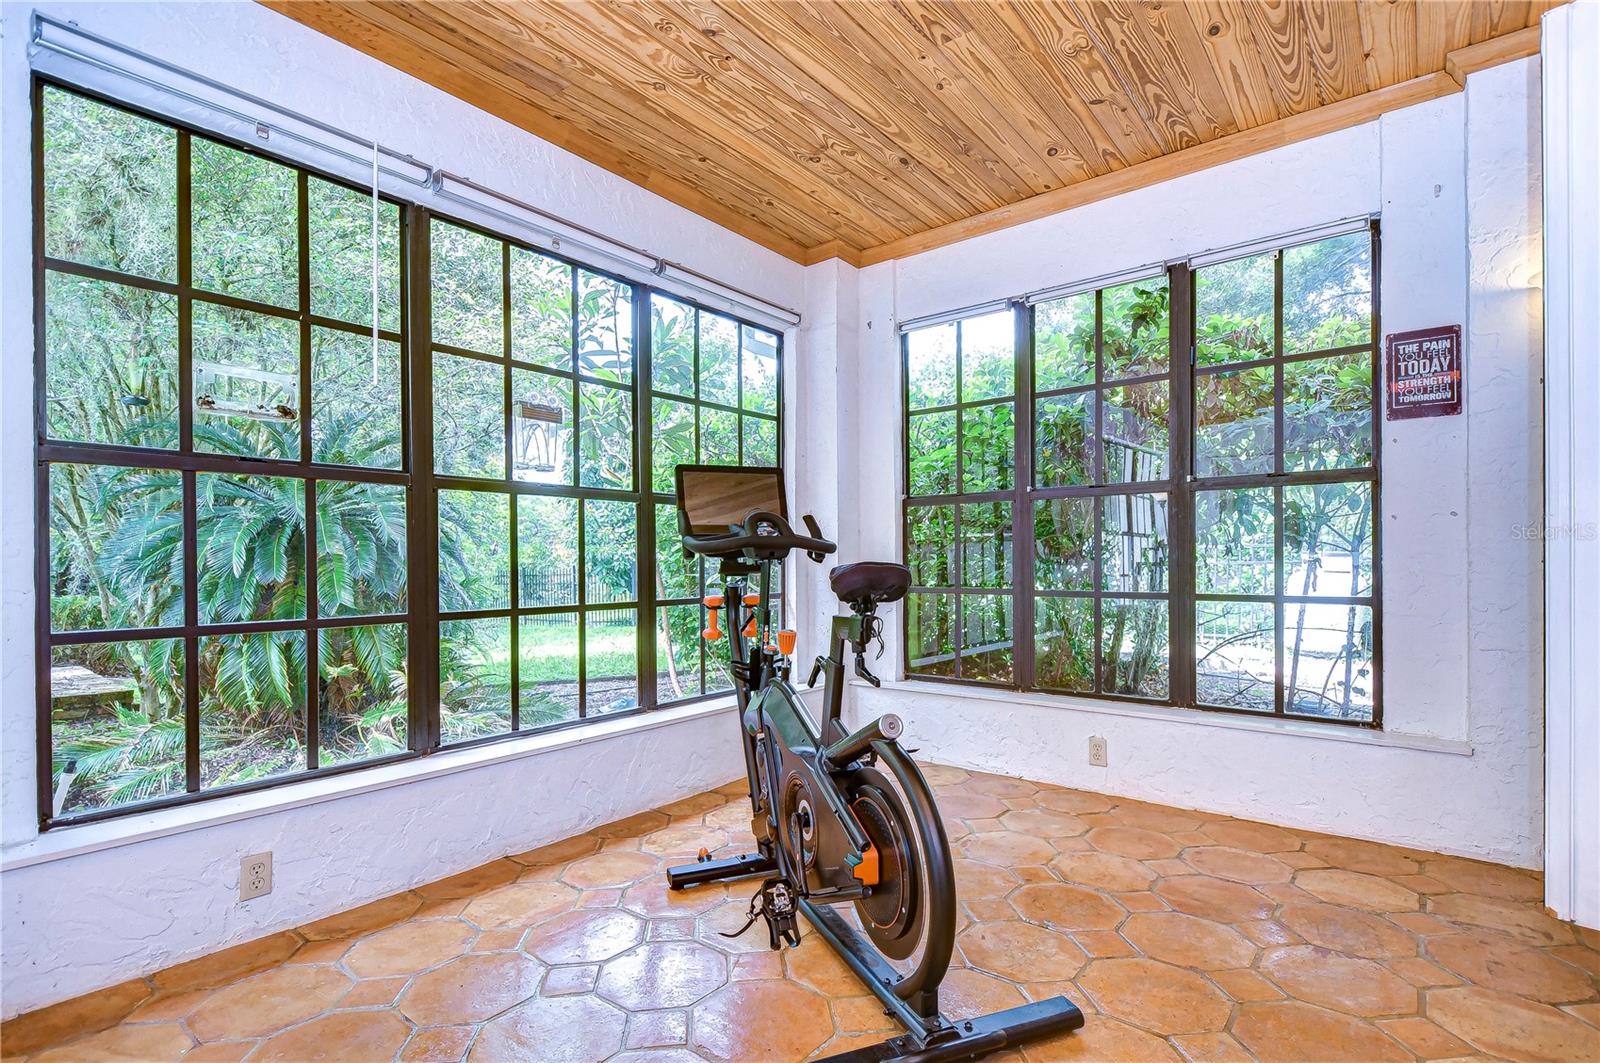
[514,399,567,476]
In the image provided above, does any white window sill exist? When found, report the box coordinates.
[855,679,1473,757]
[1,698,740,873]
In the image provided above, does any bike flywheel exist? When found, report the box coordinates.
[846,766,923,961]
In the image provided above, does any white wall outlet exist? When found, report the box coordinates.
[240,852,273,901]
[1087,735,1108,767]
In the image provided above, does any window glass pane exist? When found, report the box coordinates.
[584,500,637,605]
[433,352,504,479]
[50,463,183,632]
[1101,493,1168,593]
[959,503,1012,589]
[961,402,1013,494]
[1101,598,1167,697]
[318,623,408,765]
[1285,604,1373,722]
[1196,602,1275,712]
[961,595,1012,683]
[1284,231,1371,355]
[655,504,697,600]
[699,312,739,406]
[520,614,580,728]
[1034,497,1093,592]
[960,311,1014,403]
[431,222,502,354]
[44,87,176,281]
[577,270,633,383]
[200,630,306,788]
[1035,392,1093,488]
[1033,293,1094,392]
[742,416,778,468]
[742,325,779,414]
[312,328,402,469]
[1195,365,1273,478]
[518,496,578,608]
[193,302,300,460]
[317,481,407,617]
[1285,482,1373,599]
[1102,278,1169,380]
[656,605,704,704]
[906,592,956,677]
[1034,596,1093,692]
[907,505,955,588]
[308,177,401,332]
[907,323,957,410]
[511,248,573,371]
[438,489,509,612]
[1284,351,1372,472]
[579,383,634,489]
[195,473,306,624]
[908,410,957,496]
[653,397,695,492]
[45,273,178,449]
[440,617,510,742]
[586,608,638,714]
[1196,253,1274,367]
[699,405,738,466]
[190,139,297,308]
[650,295,695,397]
[706,617,733,695]
[511,368,573,485]
[50,638,184,814]
[1101,381,1168,483]
[1195,487,1274,596]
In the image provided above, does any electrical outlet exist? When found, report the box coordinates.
[240,852,272,901]
[1087,735,1108,767]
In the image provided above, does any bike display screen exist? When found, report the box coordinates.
[676,465,787,534]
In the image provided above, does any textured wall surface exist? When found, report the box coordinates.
[845,60,1545,869]
[0,0,798,1019]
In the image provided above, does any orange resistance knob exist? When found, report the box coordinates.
[703,595,724,608]
[852,844,880,886]
[776,629,797,656]
[703,605,722,642]
[742,593,760,606]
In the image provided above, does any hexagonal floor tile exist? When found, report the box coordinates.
[959,920,1085,982]
[562,850,660,889]
[251,1010,411,1062]
[1301,837,1420,878]
[1429,894,1576,947]
[1423,855,1543,901]
[1295,868,1419,912]
[960,831,1057,867]
[343,919,476,979]
[1086,826,1180,861]
[188,965,353,1040]
[31,1023,193,1063]
[1020,1016,1181,1062]
[1426,985,1600,1062]
[998,807,1089,838]
[1233,1001,1411,1063]
[1259,945,1417,1017]
[1121,912,1256,970]
[1182,846,1293,885]
[1153,875,1273,923]
[689,979,833,1062]
[461,880,579,928]
[596,941,728,1009]
[1425,927,1596,1003]
[470,994,627,1061]
[1010,882,1125,932]
[1052,851,1157,893]
[397,951,544,1025]
[1202,819,1303,853]
[523,908,645,965]
[1078,957,1232,1036]
[1276,902,1415,960]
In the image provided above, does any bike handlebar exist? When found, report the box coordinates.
[682,510,838,563]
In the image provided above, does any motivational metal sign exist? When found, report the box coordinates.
[1385,324,1462,420]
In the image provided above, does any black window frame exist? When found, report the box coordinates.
[901,222,1382,729]
[32,78,784,829]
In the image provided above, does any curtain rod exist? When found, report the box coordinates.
[29,13,801,329]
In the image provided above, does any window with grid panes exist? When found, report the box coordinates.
[901,225,1380,726]
[34,82,786,827]
[648,295,783,703]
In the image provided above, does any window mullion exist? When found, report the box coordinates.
[637,285,656,713]
[1168,262,1196,710]
[1013,302,1033,693]
[406,207,439,752]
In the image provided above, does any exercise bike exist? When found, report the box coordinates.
[664,465,1083,1062]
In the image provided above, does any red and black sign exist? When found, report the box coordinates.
[1385,325,1462,420]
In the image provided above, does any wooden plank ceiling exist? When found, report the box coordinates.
[264,1,1557,266]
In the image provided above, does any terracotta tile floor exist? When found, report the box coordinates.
[7,765,1600,1062]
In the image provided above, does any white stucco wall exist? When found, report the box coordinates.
[835,60,1545,870]
[0,1,802,1018]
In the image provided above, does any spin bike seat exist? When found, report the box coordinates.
[830,562,911,608]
